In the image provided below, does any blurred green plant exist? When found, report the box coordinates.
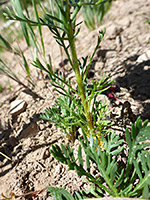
[20,0,44,9]
[0,25,24,52]
[0,0,46,88]
[0,33,35,89]
[0,83,4,92]
[81,0,113,31]
[48,0,113,31]
[7,0,45,57]
[147,18,150,25]
[49,117,150,199]
[0,0,45,52]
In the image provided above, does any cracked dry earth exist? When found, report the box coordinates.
[0,0,150,199]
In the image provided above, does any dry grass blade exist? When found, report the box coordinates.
[0,188,46,200]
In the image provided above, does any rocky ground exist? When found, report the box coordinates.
[0,0,150,199]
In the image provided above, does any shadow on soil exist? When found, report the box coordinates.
[0,113,58,177]
[0,139,58,178]
[115,56,150,119]
[94,49,150,120]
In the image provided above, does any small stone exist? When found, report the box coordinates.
[144,66,150,70]
[53,165,63,178]
[116,35,123,52]
[9,99,27,116]
[137,50,150,63]
[78,128,82,135]
[17,121,40,139]
[106,25,123,40]
[39,124,45,130]
[118,17,131,28]
[42,148,50,159]
[95,62,104,72]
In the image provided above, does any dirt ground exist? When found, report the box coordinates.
[0,0,150,199]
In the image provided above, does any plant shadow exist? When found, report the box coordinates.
[0,139,59,178]
[114,55,150,119]
[0,113,59,177]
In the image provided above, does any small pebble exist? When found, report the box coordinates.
[9,99,27,116]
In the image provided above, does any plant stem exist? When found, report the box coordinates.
[66,0,94,133]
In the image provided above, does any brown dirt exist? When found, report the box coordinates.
[0,0,150,199]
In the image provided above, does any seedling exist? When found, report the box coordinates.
[4,0,113,146]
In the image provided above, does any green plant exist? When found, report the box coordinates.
[0,0,46,88]
[0,22,25,52]
[0,83,4,92]
[1,1,150,199]
[49,117,150,199]
[4,0,113,146]
[41,71,112,142]
[0,35,34,89]
[147,19,150,25]
[48,0,113,32]
[19,0,44,9]
[81,0,113,31]
[0,0,44,52]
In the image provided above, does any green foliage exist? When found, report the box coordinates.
[4,0,112,142]
[0,83,4,93]
[125,117,149,174]
[47,187,74,200]
[41,73,112,141]
[38,50,113,141]
[49,117,150,199]
[147,19,150,25]
[0,0,46,87]
[0,34,13,51]
[0,35,34,88]
[0,0,44,52]
[41,83,85,141]
[9,0,44,54]
[81,0,113,31]
[1,1,150,200]
[20,0,43,9]
[48,0,113,31]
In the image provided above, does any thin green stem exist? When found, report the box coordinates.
[65,0,94,132]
